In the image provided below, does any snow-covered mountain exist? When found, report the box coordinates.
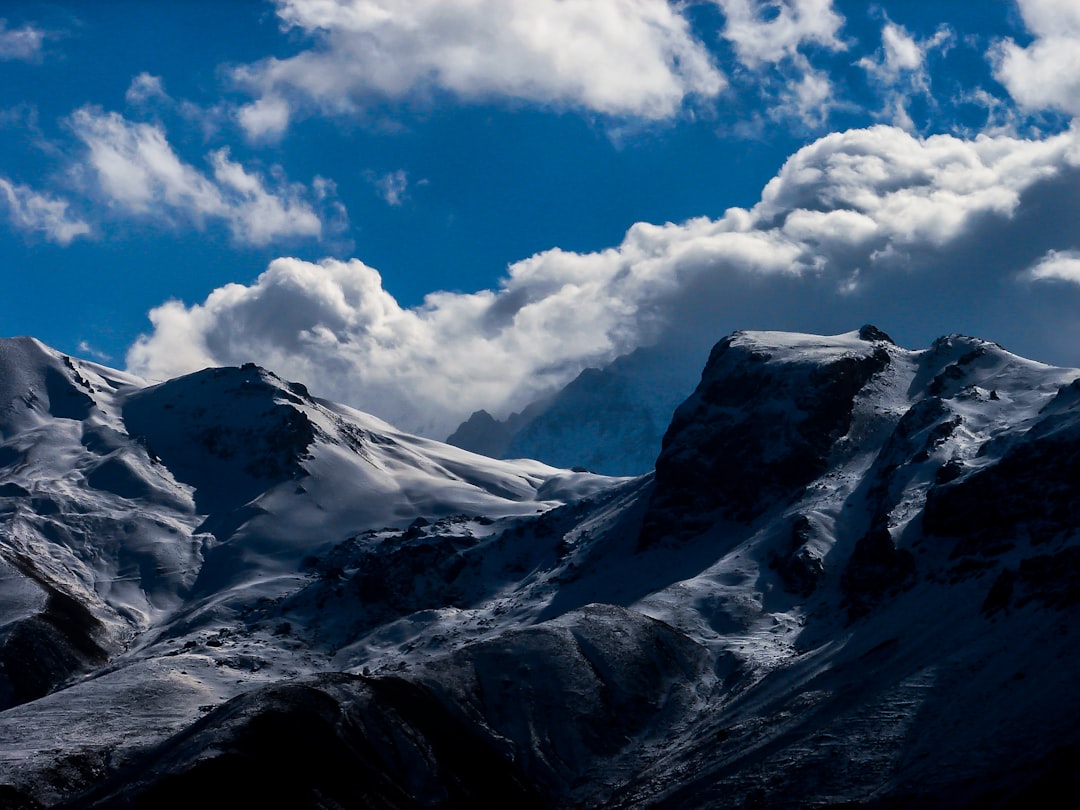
[3,328,1080,808]
[447,343,697,476]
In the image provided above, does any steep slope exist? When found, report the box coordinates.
[615,326,1080,807]
[643,324,895,541]
[72,604,712,810]
[0,338,197,710]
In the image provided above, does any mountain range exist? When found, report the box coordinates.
[1,326,1079,808]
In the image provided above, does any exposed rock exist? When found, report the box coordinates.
[0,556,108,710]
[840,524,916,619]
[769,515,826,597]
[641,330,891,544]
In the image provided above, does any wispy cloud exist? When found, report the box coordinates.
[859,19,953,130]
[1026,249,1080,284]
[0,176,89,244]
[76,340,112,362]
[124,73,168,107]
[711,0,847,131]
[368,169,409,207]
[0,19,46,62]
[714,0,846,67]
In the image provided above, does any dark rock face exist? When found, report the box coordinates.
[769,515,827,597]
[925,386,1080,547]
[446,409,518,459]
[70,605,707,810]
[293,518,483,639]
[0,557,107,710]
[840,525,916,618]
[858,324,895,343]
[71,674,547,810]
[641,331,891,543]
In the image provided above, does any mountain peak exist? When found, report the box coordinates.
[644,327,897,542]
[858,323,894,343]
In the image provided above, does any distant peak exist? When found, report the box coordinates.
[461,409,497,425]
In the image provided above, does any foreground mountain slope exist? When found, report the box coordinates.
[0,336,620,805]
[3,328,1080,808]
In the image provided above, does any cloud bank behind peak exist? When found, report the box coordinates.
[127,123,1080,438]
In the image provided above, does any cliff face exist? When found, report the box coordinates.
[643,326,894,543]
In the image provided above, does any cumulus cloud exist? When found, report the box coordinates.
[233,0,725,138]
[1026,249,1080,283]
[993,0,1080,116]
[0,177,90,244]
[714,0,845,67]
[69,106,336,245]
[0,19,46,62]
[127,124,1080,437]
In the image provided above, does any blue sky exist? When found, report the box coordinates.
[3,0,1080,436]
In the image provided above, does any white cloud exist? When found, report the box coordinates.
[858,21,953,130]
[369,169,408,207]
[993,0,1080,116]
[125,73,168,106]
[1026,249,1080,283]
[859,22,922,82]
[712,1,846,131]
[0,176,90,244]
[122,74,233,141]
[127,124,1080,438]
[76,341,111,362]
[772,59,836,128]
[0,20,45,62]
[236,95,290,142]
[233,0,725,138]
[69,107,333,245]
[714,0,845,67]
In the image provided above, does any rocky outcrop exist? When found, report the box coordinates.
[641,328,892,544]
